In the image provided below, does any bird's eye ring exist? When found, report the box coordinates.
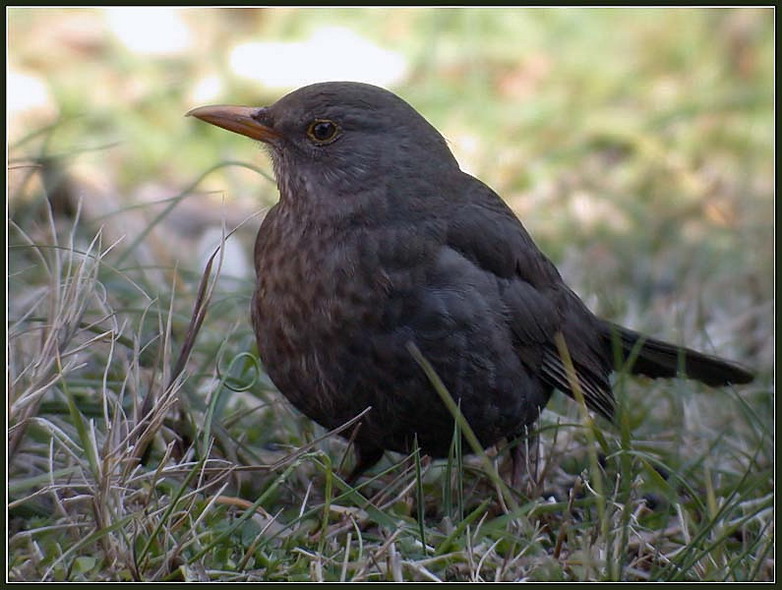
[307,119,340,144]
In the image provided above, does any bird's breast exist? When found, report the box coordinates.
[252,208,436,349]
[249,204,449,428]
[251,210,397,400]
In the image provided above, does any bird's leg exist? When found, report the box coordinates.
[345,445,384,486]
[509,425,542,496]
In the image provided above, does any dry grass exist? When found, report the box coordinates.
[7,198,773,581]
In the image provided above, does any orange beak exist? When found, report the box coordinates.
[186,105,280,142]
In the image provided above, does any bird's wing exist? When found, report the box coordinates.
[445,177,615,420]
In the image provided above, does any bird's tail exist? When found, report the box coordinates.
[599,321,754,386]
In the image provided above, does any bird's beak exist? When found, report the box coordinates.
[186,105,280,142]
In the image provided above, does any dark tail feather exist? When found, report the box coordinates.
[600,321,754,386]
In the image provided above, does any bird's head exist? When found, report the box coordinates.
[188,82,459,204]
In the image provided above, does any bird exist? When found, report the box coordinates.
[188,82,754,483]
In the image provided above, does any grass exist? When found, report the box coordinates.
[6,200,775,582]
[8,7,774,582]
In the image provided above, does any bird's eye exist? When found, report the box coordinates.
[307,119,340,144]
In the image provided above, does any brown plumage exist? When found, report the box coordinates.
[188,82,754,481]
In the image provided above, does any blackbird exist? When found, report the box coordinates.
[188,82,754,481]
